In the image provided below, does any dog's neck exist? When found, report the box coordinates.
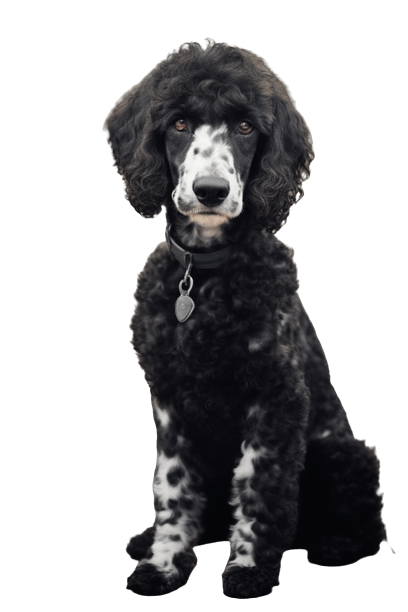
[166,208,246,253]
[166,225,233,272]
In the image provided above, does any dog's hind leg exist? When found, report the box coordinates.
[297,435,386,565]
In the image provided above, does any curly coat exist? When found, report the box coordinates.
[105,41,385,599]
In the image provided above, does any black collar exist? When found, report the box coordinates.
[165,224,232,270]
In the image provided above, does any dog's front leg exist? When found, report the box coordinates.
[223,399,307,599]
[127,398,206,596]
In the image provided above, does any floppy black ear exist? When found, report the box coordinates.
[246,94,314,232]
[104,74,168,217]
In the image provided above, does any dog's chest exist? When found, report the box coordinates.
[133,257,279,410]
[131,237,298,428]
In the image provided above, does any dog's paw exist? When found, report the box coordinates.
[126,526,156,560]
[126,549,197,596]
[307,534,382,567]
[222,564,279,599]
[127,562,183,596]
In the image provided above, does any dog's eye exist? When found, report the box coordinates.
[239,121,254,135]
[175,119,187,132]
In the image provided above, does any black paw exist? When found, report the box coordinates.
[126,526,155,560]
[222,564,279,599]
[127,549,197,596]
[307,534,382,567]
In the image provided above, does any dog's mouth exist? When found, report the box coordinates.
[188,211,229,227]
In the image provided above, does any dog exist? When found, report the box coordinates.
[105,41,386,599]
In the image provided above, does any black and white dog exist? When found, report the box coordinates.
[105,42,385,599]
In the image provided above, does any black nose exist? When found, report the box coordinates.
[192,176,230,207]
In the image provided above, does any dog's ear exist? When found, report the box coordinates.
[247,95,314,232]
[104,75,168,218]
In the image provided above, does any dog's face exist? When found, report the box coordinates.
[165,120,259,230]
[105,42,314,236]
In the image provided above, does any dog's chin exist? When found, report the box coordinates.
[187,212,230,228]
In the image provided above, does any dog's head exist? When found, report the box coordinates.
[105,41,314,235]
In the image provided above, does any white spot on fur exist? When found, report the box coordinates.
[248,338,263,351]
[227,442,265,568]
[319,429,332,439]
[248,329,272,352]
[172,124,244,225]
[234,444,259,480]
[152,397,170,429]
[139,448,205,575]
[247,404,261,419]
[277,310,290,337]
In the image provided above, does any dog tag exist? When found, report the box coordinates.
[176,294,195,322]
[176,278,195,322]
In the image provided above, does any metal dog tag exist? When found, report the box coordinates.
[176,278,195,322]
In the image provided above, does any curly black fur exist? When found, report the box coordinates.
[105,41,313,232]
[105,41,385,599]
